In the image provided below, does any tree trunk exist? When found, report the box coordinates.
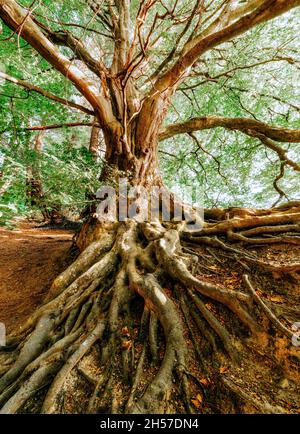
[26,131,62,224]
[100,120,163,189]
[89,118,101,160]
[0,132,299,413]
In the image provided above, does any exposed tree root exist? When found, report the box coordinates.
[221,377,286,414]
[184,236,300,273]
[243,275,293,340]
[188,207,300,246]
[0,210,299,414]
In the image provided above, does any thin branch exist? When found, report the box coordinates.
[246,130,300,172]
[188,132,227,181]
[149,0,203,82]
[0,71,94,115]
[34,23,108,78]
[159,115,300,172]
[32,12,113,38]
[180,56,300,90]
[151,0,300,94]
[272,162,288,207]
[25,122,98,131]
[243,274,293,339]
[0,0,116,126]
[184,0,265,53]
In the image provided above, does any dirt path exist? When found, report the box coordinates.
[0,221,75,333]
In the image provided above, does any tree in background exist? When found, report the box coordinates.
[0,0,300,414]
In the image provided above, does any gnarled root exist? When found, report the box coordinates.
[0,215,299,414]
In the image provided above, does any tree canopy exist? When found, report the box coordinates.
[0,0,300,224]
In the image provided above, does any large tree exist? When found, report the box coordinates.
[0,0,300,414]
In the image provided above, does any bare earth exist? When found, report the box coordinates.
[0,221,75,333]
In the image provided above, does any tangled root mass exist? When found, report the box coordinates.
[0,202,300,414]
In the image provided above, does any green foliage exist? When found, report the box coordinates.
[0,129,102,225]
[162,11,300,208]
[0,1,299,223]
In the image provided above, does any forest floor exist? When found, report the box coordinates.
[0,219,299,413]
[181,240,300,413]
[0,220,75,333]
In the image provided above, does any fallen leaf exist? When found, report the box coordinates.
[121,326,130,336]
[219,366,229,374]
[191,393,203,408]
[268,295,285,303]
[121,340,132,350]
[199,378,210,387]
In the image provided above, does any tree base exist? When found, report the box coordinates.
[0,205,299,414]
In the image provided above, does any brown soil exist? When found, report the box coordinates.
[0,220,75,333]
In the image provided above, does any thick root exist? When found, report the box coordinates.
[0,213,299,414]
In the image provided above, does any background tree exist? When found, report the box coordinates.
[0,0,299,414]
